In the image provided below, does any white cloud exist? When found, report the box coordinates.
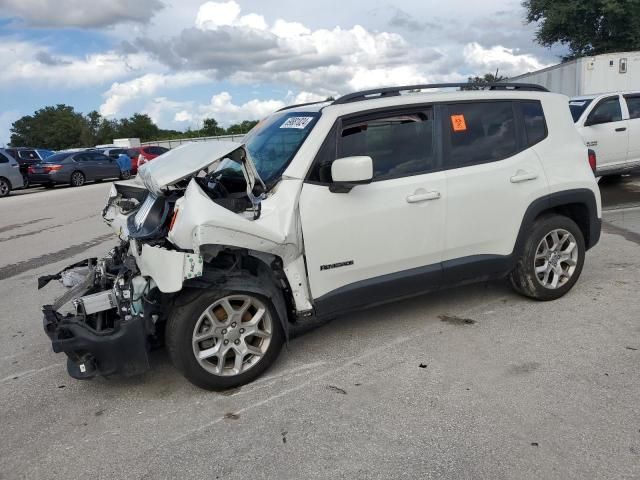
[199,92,284,124]
[463,42,550,77]
[174,110,193,122]
[100,72,210,117]
[0,0,164,27]
[0,39,154,89]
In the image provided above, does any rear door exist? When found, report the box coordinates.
[74,153,98,179]
[441,100,548,282]
[577,95,629,171]
[623,94,640,167]
[299,105,446,313]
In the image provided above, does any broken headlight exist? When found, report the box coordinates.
[127,193,171,240]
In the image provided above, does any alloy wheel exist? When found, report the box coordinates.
[534,228,579,289]
[71,172,85,187]
[0,179,9,197]
[192,295,273,376]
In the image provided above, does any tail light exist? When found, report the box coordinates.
[588,149,597,174]
[168,208,179,231]
[28,166,35,174]
[43,164,63,173]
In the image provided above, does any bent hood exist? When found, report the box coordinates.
[137,141,262,195]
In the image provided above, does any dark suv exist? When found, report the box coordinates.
[6,148,55,187]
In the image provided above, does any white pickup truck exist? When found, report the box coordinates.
[570,91,640,178]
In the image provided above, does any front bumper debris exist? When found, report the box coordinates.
[39,246,153,379]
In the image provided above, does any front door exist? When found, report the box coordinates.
[299,106,446,315]
[578,95,629,171]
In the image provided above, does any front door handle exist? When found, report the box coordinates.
[510,170,538,183]
[406,190,441,203]
[615,127,627,132]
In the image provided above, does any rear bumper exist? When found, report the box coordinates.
[43,305,149,379]
[29,172,68,184]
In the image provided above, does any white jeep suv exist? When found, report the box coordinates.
[570,91,640,177]
[41,83,601,390]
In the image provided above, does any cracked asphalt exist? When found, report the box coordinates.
[1,178,639,479]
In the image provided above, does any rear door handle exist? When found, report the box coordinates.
[615,127,627,132]
[510,171,538,183]
[406,190,441,203]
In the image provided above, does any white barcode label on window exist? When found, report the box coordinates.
[280,116,314,129]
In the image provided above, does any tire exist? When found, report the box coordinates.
[22,174,29,189]
[166,288,285,390]
[70,171,85,187]
[509,215,585,301]
[0,177,11,197]
[119,170,131,180]
[43,183,55,189]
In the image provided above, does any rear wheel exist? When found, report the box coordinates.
[119,170,131,180]
[509,215,585,301]
[70,171,85,187]
[22,174,29,188]
[166,289,285,390]
[0,178,11,197]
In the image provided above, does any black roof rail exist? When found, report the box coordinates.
[276,100,329,112]
[332,82,549,105]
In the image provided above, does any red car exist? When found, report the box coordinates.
[126,146,169,172]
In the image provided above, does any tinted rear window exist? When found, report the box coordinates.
[625,96,640,119]
[43,152,74,163]
[446,101,517,167]
[521,101,547,146]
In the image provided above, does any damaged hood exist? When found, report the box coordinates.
[137,141,261,195]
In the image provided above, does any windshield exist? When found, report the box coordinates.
[43,152,73,163]
[241,111,320,186]
[569,99,593,122]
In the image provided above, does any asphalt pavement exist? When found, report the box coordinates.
[1,178,639,479]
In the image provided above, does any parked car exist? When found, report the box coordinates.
[570,91,640,178]
[0,149,25,197]
[28,150,123,188]
[5,147,55,187]
[131,146,169,170]
[41,83,601,390]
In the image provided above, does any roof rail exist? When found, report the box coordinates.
[332,82,549,105]
[276,100,329,112]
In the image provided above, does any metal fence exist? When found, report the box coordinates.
[140,134,245,149]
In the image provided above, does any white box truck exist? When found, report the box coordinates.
[509,51,640,96]
[113,138,141,148]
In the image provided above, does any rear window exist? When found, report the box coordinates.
[0,153,8,164]
[625,96,640,119]
[126,148,140,157]
[144,146,168,155]
[43,152,73,163]
[520,101,547,146]
[19,150,39,160]
[569,99,593,122]
[446,101,517,167]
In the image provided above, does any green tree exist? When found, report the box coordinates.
[464,71,507,90]
[117,113,160,141]
[10,104,87,150]
[200,118,221,136]
[523,0,640,60]
[225,120,259,135]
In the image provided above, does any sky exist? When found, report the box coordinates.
[0,0,567,146]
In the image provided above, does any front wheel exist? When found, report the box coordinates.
[166,289,285,390]
[509,215,585,301]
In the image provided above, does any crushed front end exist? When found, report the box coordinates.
[41,246,157,379]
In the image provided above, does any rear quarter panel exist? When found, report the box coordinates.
[536,94,602,218]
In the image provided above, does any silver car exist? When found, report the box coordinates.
[0,149,25,197]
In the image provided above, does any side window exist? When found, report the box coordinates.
[520,101,547,146]
[625,96,640,120]
[74,154,88,162]
[587,97,622,125]
[0,153,8,164]
[336,109,435,181]
[446,101,517,167]
[127,149,139,158]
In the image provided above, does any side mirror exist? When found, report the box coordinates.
[329,156,373,193]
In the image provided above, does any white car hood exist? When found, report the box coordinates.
[137,141,251,195]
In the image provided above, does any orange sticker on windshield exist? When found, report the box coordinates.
[450,114,467,131]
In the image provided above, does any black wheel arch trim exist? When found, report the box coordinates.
[512,188,601,256]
